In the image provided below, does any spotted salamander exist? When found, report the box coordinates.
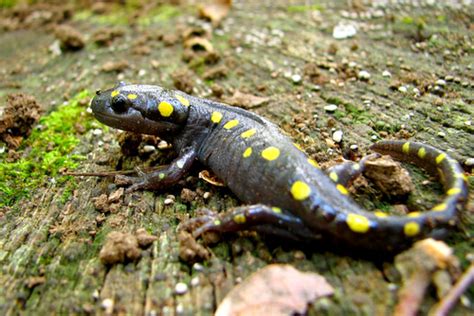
[91,82,469,252]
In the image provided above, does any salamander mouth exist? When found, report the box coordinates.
[93,107,178,136]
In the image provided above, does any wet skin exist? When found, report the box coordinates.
[91,83,469,252]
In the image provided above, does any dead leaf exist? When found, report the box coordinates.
[198,0,232,27]
[223,90,270,109]
[215,264,334,316]
[199,170,225,187]
[183,37,214,53]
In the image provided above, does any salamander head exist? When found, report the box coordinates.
[91,82,190,136]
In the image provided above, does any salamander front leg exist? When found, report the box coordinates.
[116,146,197,193]
[325,153,379,187]
[187,204,318,240]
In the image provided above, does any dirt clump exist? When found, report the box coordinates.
[0,93,42,149]
[54,24,85,51]
[92,28,124,47]
[99,231,141,265]
[178,231,210,264]
[363,156,415,199]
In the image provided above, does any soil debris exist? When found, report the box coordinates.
[0,4,71,31]
[54,24,85,51]
[171,69,195,94]
[108,188,124,203]
[178,231,210,264]
[202,65,228,80]
[180,188,198,203]
[0,93,42,149]
[99,231,141,265]
[135,228,158,248]
[25,276,46,289]
[223,90,270,109]
[100,60,130,73]
[92,28,124,47]
[363,155,414,199]
[93,194,109,212]
[117,132,143,156]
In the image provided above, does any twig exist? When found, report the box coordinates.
[430,264,474,316]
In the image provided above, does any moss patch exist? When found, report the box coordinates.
[0,90,92,207]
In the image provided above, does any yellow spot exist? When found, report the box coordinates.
[243,147,252,158]
[261,147,280,161]
[127,94,137,100]
[290,181,311,201]
[329,172,338,182]
[234,214,246,224]
[211,111,223,123]
[213,219,221,225]
[111,90,119,97]
[308,158,320,168]
[432,203,447,212]
[447,188,461,196]
[402,142,410,154]
[336,184,349,195]
[176,95,190,106]
[158,101,174,117]
[374,211,388,218]
[224,119,239,130]
[293,143,303,151]
[346,214,370,233]
[404,222,420,237]
[417,147,426,159]
[436,153,446,164]
[352,163,360,171]
[272,207,282,213]
[241,128,256,138]
[408,212,421,217]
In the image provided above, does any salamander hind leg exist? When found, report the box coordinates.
[186,204,318,241]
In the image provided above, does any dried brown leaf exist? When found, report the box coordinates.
[215,264,334,316]
[223,90,269,109]
[198,0,232,26]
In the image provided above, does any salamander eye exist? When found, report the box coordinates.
[111,94,129,113]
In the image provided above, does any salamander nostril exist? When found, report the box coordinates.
[111,95,128,113]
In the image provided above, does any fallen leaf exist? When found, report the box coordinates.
[198,0,232,26]
[215,264,334,316]
[199,170,225,187]
[223,90,270,109]
[183,37,214,53]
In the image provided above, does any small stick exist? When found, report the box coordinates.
[430,264,474,316]
[63,170,135,177]
[63,165,168,177]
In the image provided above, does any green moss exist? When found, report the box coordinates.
[91,226,113,253]
[287,4,323,13]
[401,16,415,25]
[138,4,181,25]
[0,90,92,207]
[0,0,16,8]
[75,4,181,26]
